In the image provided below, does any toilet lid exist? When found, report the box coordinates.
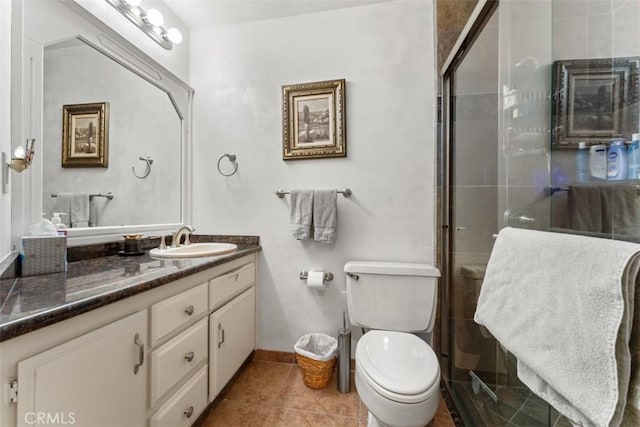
[357,330,439,396]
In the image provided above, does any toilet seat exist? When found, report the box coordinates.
[356,330,440,404]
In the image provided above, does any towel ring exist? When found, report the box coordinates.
[217,153,238,177]
[132,156,153,179]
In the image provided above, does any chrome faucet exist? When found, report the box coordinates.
[171,225,195,247]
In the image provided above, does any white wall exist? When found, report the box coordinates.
[1,0,12,260]
[190,0,436,351]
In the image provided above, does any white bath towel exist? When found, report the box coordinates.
[474,227,640,427]
[54,192,90,228]
[289,190,313,240]
[313,189,337,243]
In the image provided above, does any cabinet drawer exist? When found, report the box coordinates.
[209,262,255,310]
[151,282,208,345]
[151,318,207,406]
[150,365,208,427]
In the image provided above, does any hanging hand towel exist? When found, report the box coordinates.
[290,190,314,240]
[313,189,337,243]
[54,192,90,228]
[568,184,603,232]
[474,227,640,427]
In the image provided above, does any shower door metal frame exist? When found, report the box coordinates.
[438,0,498,408]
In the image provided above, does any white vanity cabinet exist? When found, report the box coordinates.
[208,262,257,401]
[1,253,258,427]
[16,310,148,427]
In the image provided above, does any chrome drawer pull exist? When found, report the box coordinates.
[184,406,194,418]
[184,305,195,316]
[218,323,225,348]
[133,333,144,375]
[184,351,195,362]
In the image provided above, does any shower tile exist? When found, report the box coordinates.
[451,186,499,253]
[613,1,640,57]
[510,409,548,426]
[520,393,553,423]
[553,0,588,19]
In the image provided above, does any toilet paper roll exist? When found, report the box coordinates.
[307,271,325,289]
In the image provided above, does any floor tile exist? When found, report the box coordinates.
[278,367,360,419]
[221,360,292,405]
[202,359,457,426]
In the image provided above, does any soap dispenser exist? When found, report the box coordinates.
[51,212,67,234]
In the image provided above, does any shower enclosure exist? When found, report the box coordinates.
[439,0,640,424]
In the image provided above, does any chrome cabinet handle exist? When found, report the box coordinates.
[184,351,195,362]
[184,406,194,418]
[133,333,144,375]
[184,305,195,316]
[218,323,225,348]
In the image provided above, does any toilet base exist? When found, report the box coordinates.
[356,367,439,427]
[367,410,389,427]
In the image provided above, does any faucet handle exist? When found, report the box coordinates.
[158,235,167,250]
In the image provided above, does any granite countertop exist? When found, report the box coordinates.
[0,235,260,342]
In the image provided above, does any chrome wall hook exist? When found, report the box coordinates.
[132,156,153,179]
[217,153,238,177]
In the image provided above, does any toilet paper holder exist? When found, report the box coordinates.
[300,271,334,283]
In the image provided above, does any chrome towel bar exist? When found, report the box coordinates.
[275,188,352,198]
[52,192,114,200]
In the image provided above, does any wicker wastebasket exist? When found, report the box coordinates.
[294,333,338,389]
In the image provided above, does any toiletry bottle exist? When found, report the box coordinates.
[576,141,589,183]
[607,139,628,181]
[628,133,640,180]
[51,212,67,234]
[590,144,608,181]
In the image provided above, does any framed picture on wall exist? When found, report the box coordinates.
[62,102,109,167]
[282,79,346,160]
[552,57,640,149]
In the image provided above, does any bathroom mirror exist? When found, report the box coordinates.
[42,37,182,228]
[13,0,193,245]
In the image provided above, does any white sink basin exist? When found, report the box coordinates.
[149,243,238,259]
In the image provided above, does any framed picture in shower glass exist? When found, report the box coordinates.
[552,57,640,149]
[62,102,109,167]
[282,79,346,160]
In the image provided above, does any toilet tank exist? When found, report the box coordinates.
[344,261,440,333]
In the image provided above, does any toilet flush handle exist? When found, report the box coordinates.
[346,272,359,281]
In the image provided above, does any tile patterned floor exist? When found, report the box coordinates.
[201,359,456,426]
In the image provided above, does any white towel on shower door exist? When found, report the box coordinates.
[474,227,640,427]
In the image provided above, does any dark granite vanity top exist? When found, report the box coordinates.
[0,235,260,342]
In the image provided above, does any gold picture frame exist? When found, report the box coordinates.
[62,102,109,167]
[282,79,346,160]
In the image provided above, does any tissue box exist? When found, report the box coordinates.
[21,236,67,276]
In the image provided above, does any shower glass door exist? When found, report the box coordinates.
[443,0,558,425]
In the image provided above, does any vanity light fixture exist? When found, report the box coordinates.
[3,139,35,193]
[7,139,35,173]
[105,0,182,50]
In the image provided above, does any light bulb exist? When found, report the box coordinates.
[145,8,164,26]
[166,28,182,44]
[123,0,141,6]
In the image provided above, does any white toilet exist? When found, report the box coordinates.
[345,261,441,427]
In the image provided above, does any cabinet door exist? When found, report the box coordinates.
[209,287,256,401]
[17,310,148,427]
